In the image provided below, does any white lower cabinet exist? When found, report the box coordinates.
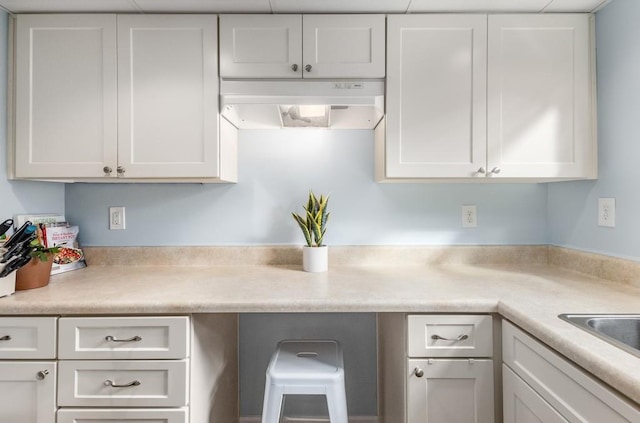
[57,408,188,423]
[378,314,496,423]
[502,320,640,423]
[0,361,57,423]
[503,365,568,423]
[57,316,191,422]
[0,316,58,423]
[408,359,494,423]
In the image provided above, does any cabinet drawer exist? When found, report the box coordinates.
[503,320,640,422]
[58,316,189,359]
[407,314,493,357]
[57,360,188,407]
[57,408,188,423]
[0,317,57,359]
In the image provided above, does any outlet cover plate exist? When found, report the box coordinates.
[462,205,477,228]
[109,206,126,230]
[598,198,615,228]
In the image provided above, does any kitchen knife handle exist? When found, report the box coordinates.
[104,379,141,388]
[105,335,142,342]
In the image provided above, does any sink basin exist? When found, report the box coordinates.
[558,314,640,358]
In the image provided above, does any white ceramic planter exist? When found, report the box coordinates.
[302,246,328,273]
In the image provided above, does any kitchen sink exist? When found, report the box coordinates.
[558,314,640,358]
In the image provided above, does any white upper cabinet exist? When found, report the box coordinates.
[12,14,236,182]
[487,14,595,179]
[219,14,385,79]
[117,15,221,179]
[14,14,118,179]
[384,15,487,179]
[379,13,596,181]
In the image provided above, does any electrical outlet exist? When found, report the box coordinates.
[109,206,126,230]
[461,205,477,228]
[598,198,615,228]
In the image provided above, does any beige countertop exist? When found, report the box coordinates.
[0,251,639,407]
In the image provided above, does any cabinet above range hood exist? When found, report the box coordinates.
[220,80,385,130]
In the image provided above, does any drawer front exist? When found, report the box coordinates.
[57,360,188,407]
[58,316,189,359]
[0,316,57,359]
[407,314,493,357]
[502,320,640,422]
[57,408,188,423]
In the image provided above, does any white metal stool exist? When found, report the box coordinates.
[261,339,348,423]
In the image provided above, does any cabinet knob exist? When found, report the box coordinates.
[414,367,424,378]
[305,64,312,72]
[476,167,486,175]
[36,369,49,380]
[0,335,11,341]
[117,166,125,174]
[291,64,299,72]
[489,167,501,175]
[103,166,113,174]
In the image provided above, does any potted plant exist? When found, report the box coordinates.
[15,239,59,290]
[292,191,330,272]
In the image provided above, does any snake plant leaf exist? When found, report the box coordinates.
[292,212,313,247]
[307,210,323,246]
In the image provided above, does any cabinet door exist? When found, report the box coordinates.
[302,15,385,78]
[0,362,56,423]
[14,14,118,179]
[487,14,595,179]
[117,15,220,178]
[219,15,302,78]
[385,15,487,179]
[407,359,494,423]
[503,365,569,423]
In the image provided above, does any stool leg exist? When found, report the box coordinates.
[262,383,285,423]
[326,383,348,423]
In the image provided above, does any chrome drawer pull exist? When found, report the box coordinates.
[105,335,142,342]
[431,334,469,342]
[0,335,11,341]
[36,369,49,380]
[104,379,141,388]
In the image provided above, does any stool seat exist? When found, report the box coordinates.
[262,340,348,423]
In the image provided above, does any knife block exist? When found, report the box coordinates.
[0,271,16,297]
[15,256,53,291]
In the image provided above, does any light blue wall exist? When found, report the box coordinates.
[66,129,548,246]
[0,12,65,222]
[548,0,640,262]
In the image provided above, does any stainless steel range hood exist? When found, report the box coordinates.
[220,80,384,129]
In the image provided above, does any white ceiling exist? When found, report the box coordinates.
[0,0,611,14]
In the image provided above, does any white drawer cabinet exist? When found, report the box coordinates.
[378,314,496,423]
[502,320,640,423]
[57,408,188,423]
[58,316,189,359]
[58,360,189,407]
[219,14,385,79]
[407,314,493,358]
[57,316,191,421]
[0,316,57,359]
